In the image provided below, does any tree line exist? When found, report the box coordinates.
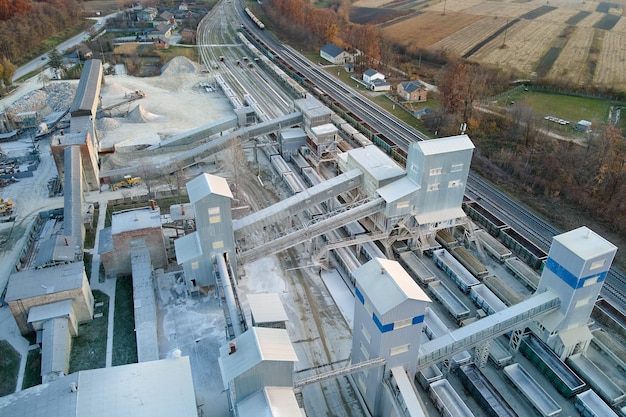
[0,0,84,77]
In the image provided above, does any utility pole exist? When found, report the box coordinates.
[502,18,509,48]
[442,0,447,15]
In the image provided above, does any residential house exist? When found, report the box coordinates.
[398,80,428,102]
[137,6,158,21]
[320,43,351,64]
[363,68,384,85]
[148,23,172,40]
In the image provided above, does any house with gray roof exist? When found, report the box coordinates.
[320,43,352,64]
[398,80,428,102]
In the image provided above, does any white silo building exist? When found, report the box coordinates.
[175,173,236,292]
[531,226,617,359]
[351,257,431,415]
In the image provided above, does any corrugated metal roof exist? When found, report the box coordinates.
[169,203,195,221]
[364,68,378,76]
[219,327,298,389]
[311,123,338,135]
[348,145,404,182]
[553,226,617,260]
[64,146,83,252]
[414,135,474,156]
[280,127,306,140]
[69,59,103,116]
[377,176,419,202]
[111,207,161,235]
[131,247,160,363]
[187,173,233,203]
[247,293,289,324]
[34,235,77,267]
[28,299,73,323]
[98,227,114,254]
[41,317,70,379]
[354,258,431,315]
[5,262,85,301]
[320,43,344,58]
[174,231,202,264]
[237,387,303,417]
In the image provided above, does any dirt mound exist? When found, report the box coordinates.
[126,104,162,123]
[160,56,199,76]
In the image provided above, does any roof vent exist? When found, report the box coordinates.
[229,342,237,355]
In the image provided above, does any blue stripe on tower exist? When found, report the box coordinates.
[545,258,607,289]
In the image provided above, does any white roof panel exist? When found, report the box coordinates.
[247,293,289,324]
[28,299,73,323]
[311,123,338,135]
[111,207,161,235]
[219,327,297,389]
[415,135,474,156]
[5,262,85,301]
[377,176,419,202]
[187,173,233,203]
[174,231,202,264]
[348,145,404,182]
[237,387,303,417]
[414,207,466,225]
[354,258,431,315]
[553,226,617,260]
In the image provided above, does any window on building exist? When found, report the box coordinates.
[583,276,599,287]
[361,324,371,344]
[396,201,409,209]
[360,342,370,361]
[575,297,591,308]
[212,241,224,249]
[390,344,409,356]
[429,167,442,176]
[451,163,464,172]
[209,215,221,223]
[427,183,439,191]
[208,207,221,223]
[191,262,199,269]
[364,300,373,317]
[395,318,412,330]
[590,259,606,270]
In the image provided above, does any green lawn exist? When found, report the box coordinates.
[502,89,611,125]
[22,349,42,390]
[68,290,109,373]
[112,277,138,366]
[0,340,20,396]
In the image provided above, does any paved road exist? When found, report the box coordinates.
[11,13,117,83]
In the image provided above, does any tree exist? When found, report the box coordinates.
[48,48,63,74]
[0,56,15,86]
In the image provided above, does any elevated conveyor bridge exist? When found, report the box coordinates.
[417,290,560,369]
[233,168,363,237]
[237,197,386,264]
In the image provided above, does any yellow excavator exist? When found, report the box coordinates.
[111,175,142,191]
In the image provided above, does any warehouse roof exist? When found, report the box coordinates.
[247,293,289,324]
[187,172,233,203]
[348,145,404,182]
[5,262,85,301]
[111,206,161,235]
[237,387,303,417]
[414,135,474,156]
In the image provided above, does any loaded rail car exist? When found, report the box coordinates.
[567,353,626,406]
[450,246,489,278]
[427,280,471,321]
[291,152,310,174]
[520,334,586,398]
[429,379,476,417]
[505,257,541,291]
[463,201,508,237]
[352,132,372,147]
[482,275,523,306]
[499,227,548,270]
[399,251,437,285]
[470,284,507,316]
[503,363,562,417]
[436,229,458,248]
[282,171,305,194]
[475,229,513,262]
[489,337,513,368]
[244,7,265,29]
[575,389,619,417]
[457,364,518,417]
[432,249,480,293]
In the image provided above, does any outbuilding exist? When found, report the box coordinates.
[320,43,351,64]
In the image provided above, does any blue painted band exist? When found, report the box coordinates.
[545,258,607,289]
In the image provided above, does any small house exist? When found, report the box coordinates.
[398,80,428,102]
[363,68,384,85]
[320,43,351,64]
[370,79,391,92]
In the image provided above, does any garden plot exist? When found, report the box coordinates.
[547,26,595,84]
[593,31,626,88]
[472,20,564,75]
[383,12,483,49]
[428,16,508,57]
[539,7,586,25]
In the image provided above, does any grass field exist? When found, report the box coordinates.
[112,277,138,366]
[69,290,109,373]
[22,349,41,390]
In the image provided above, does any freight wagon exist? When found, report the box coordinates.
[470,284,507,315]
[505,257,541,291]
[398,251,437,285]
[428,280,471,321]
[457,364,518,417]
[432,249,480,293]
[575,389,619,417]
[482,275,523,306]
[474,229,512,262]
[450,246,489,278]
[429,379,476,417]
[503,363,562,417]
[567,353,626,406]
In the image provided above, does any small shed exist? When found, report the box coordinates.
[320,44,351,64]
[575,120,592,132]
[370,79,391,92]
[247,293,289,329]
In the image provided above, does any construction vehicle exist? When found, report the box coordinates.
[111,175,142,191]
[0,198,15,219]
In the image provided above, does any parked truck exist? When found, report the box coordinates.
[111,175,142,191]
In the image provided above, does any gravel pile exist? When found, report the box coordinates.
[160,56,199,76]
[5,82,76,120]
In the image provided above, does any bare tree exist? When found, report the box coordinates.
[220,136,247,200]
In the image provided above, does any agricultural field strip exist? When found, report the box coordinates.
[428,16,507,56]
[593,31,626,87]
[473,20,565,75]
[593,13,621,30]
[610,15,626,32]
[572,11,609,28]
[547,26,595,84]
[421,0,485,13]
[461,2,538,18]
[385,12,484,49]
